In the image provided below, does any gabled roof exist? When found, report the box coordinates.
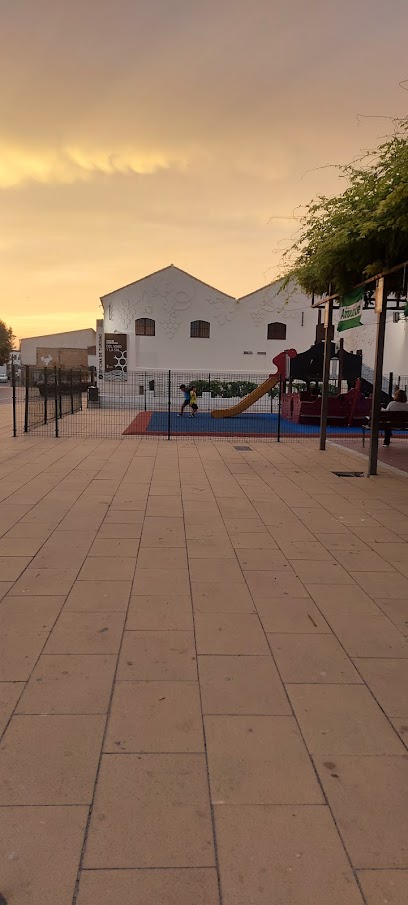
[20,328,96,342]
[100,264,236,302]
[238,276,283,302]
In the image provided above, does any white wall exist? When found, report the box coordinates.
[101,266,319,374]
[20,329,96,365]
[335,308,408,380]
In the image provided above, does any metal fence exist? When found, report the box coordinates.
[13,366,90,437]
[10,366,381,442]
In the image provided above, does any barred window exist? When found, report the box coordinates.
[190,320,210,338]
[135,318,155,336]
[267,322,286,340]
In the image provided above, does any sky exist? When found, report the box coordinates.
[1,0,407,342]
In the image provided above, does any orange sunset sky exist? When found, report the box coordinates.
[1,0,407,343]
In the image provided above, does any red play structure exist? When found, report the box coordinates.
[282,378,371,427]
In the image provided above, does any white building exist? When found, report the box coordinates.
[334,308,408,383]
[98,265,319,377]
[97,264,408,385]
[20,329,96,370]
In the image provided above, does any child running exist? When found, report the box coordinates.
[189,385,198,417]
[179,384,191,416]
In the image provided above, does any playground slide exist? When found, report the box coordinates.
[211,374,280,419]
[211,350,297,419]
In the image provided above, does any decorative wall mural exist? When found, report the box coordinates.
[343,321,376,353]
[250,289,303,326]
[156,284,193,338]
[206,295,237,326]
[108,298,133,330]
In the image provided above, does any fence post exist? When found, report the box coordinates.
[24,366,29,433]
[388,372,393,402]
[12,362,17,437]
[70,369,74,414]
[167,370,171,441]
[44,367,48,424]
[54,366,59,437]
[277,377,282,442]
[57,368,62,419]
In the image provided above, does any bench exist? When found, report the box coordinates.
[362,411,408,446]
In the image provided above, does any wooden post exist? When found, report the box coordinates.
[319,300,333,451]
[368,278,387,476]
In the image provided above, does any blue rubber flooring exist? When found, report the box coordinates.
[146,411,368,436]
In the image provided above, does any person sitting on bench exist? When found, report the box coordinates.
[383,389,408,446]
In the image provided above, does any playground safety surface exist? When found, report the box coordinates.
[1,415,408,903]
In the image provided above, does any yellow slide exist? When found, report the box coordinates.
[211,374,280,419]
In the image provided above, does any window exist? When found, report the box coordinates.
[135,318,155,336]
[190,320,210,338]
[267,322,286,340]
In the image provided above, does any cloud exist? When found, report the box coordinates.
[0,143,187,189]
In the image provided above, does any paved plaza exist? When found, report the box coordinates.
[1,404,408,903]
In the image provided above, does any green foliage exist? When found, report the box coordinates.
[281,120,408,296]
[0,320,14,366]
[193,379,259,398]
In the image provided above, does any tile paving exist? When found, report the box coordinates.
[0,428,408,902]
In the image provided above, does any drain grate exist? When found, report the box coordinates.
[332,471,365,478]
[234,445,252,451]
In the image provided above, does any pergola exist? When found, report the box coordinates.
[312,261,408,476]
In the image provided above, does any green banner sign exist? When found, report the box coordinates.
[338,288,364,332]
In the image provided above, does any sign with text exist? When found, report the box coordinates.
[105,333,128,377]
[338,289,364,333]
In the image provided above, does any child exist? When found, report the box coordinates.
[179,384,191,416]
[189,386,198,417]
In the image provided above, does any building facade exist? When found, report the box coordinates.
[98,264,408,383]
[98,265,319,377]
[20,329,97,370]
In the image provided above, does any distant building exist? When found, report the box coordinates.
[20,329,96,371]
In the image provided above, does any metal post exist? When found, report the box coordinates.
[167,369,171,441]
[319,299,333,451]
[277,376,282,442]
[70,369,74,414]
[144,371,147,411]
[54,366,59,437]
[337,338,344,392]
[12,362,17,437]
[368,278,387,476]
[58,368,62,419]
[44,367,48,424]
[24,366,29,433]
[388,372,393,403]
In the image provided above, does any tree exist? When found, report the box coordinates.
[0,320,14,366]
[281,120,408,296]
